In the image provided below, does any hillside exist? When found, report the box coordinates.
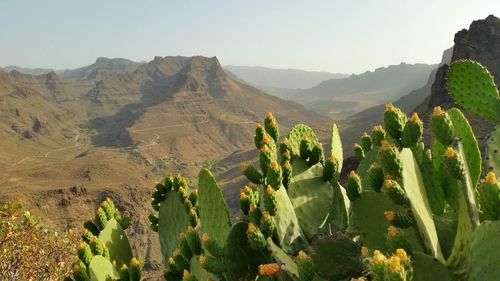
[59,57,143,80]
[295,62,436,119]
[224,65,348,97]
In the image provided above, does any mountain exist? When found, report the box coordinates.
[0,55,328,277]
[295,62,437,119]
[59,57,143,80]
[224,65,348,97]
[0,65,54,75]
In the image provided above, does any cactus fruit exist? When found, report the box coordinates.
[249,204,262,226]
[78,241,93,265]
[267,161,283,189]
[129,258,142,281]
[310,143,325,165]
[384,211,415,228]
[260,145,273,175]
[186,226,202,255]
[202,233,223,258]
[371,125,387,147]
[379,140,403,178]
[264,112,280,143]
[323,156,340,182]
[443,147,466,180]
[361,132,373,152]
[255,124,266,149]
[384,103,407,140]
[119,264,130,281]
[95,207,107,230]
[242,164,263,184]
[282,160,293,188]
[72,259,90,281]
[354,143,365,160]
[178,232,192,260]
[478,172,500,221]
[346,171,362,201]
[296,251,314,281]
[199,254,225,274]
[263,185,278,215]
[246,223,267,250]
[260,211,276,238]
[240,192,250,215]
[300,136,312,160]
[402,113,423,147]
[368,163,384,192]
[430,106,454,146]
[384,180,408,205]
[386,226,412,254]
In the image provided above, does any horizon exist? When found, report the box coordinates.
[0,1,499,74]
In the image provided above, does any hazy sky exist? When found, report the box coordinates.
[0,1,498,74]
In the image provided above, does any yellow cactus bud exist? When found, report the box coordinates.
[241,185,251,194]
[189,208,196,216]
[445,147,457,158]
[173,248,182,256]
[247,223,257,233]
[388,256,402,272]
[484,172,497,185]
[261,144,270,153]
[262,211,272,221]
[329,156,337,162]
[263,134,272,143]
[363,132,369,138]
[256,123,263,129]
[384,211,396,222]
[386,103,395,112]
[384,179,396,189]
[240,192,248,201]
[121,264,128,270]
[433,106,444,116]
[370,162,381,169]
[410,112,421,123]
[387,226,400,237]
[179,232,186,239]
[201,233,210,244]
[258,263,281,276]
[187,226,194,232]
[396,248,409,262]
[183,270,190,279]
[372,250,387,264]
[349,170,358,177]
[79,241,87,249]
[297,250,311,261]
[112,260,117,267]
[131,257,141,266]
[354,143,362,149]
[241,163,249,171]
[380,139,391,150]
[199,255,206,265]
[266,185,274,195]
[361,246,369,257]
[271,161,279,169]
[374,125,384,132]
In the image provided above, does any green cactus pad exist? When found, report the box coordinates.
[98,218,133,267]
[223,222,270,281]
[267,238,300,279]
[158,191,192,264]
[88,255,119,281]
[447,59,500,123]
[468,220,500,281]
[350,192,423,253]
[287,124,319,159]
[330,123,343,173]
[415,149,445,215]
[356,150,379,192]
[433,213,458,259]
[331,182,350,230]
[286,159,333,238]
[412,252,454,281]
[189,256,218,281]
[273,183,308,254]
[197,169,231,246]
[448,108,482,186]
[399,148,444,262]
[486,124,500,179]
[309,234,364,280]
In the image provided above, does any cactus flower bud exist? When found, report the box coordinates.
[384,211,414,228]
[101,199,116,220]
[384,103,407,140]
[246,223,267,250]
[282,160,293,188]
[178,232,192,260]
[361,132,373,152]
[130,258,142,281]
[95,207,108,230]
[296,251,314,281]
[346,171,362,201]
[77,241,93,265]
[478,172,500,220]
[249,204,262,226]
[260,145,273,175]
[281,149,291,165]
[265,112,280,143]
[353,143,365,160]
[430,106,454,145]
[186,226,201,255]
[199,254,225,274]
[81,228,95,243]
[379,140,403,178]
[300,136,312,160]
[260,211,276,238]
[120,264,130,281]
[258,263,281,276]
[90,236,105,256]
[368,163,384,192]
[188,189,198,206]
[240,192,250,215]
[267,161,283,189]
[72,259,89,281]
[384,180,409,205]
[255,123,266,149]
[310,143,325,165]
[201,233,223,258]
[361,246,369,258]
[323,156,340,182]
[386,226,412,254]
[263,186,278,215]
[242,164,264,184]
[371,125,387,147]
[402,113,423,147]
[280,138,292,156]
[188,208,198,227]
[443,147,466,179]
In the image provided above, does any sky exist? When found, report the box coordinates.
[0,1,499,74]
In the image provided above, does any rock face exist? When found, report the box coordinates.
[417,15,499,148]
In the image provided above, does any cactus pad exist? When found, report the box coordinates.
[287,124,319,158]
[330,123,343,173]
[468,220,500,281]
[412,252,454,281]
[88,255,119,281]
[486,124,500,179]
[198,168,231,246]
[267,238,300,279]
[356,150,379,192]
[447,59,499,123]
[286,159,333,238]
[98,218,133,267]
